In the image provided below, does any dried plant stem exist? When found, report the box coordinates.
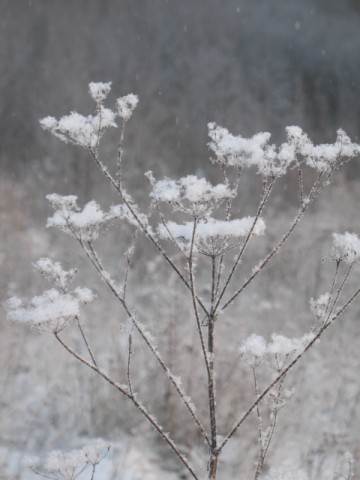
[252,368,264,465]
[188,219,211,375]
[298,167,304,205]
[89,149,209,317]
[90,464,97,480]
[127,329,134,398]
[207,257,219,479]
[116,120,126,186]
[78,239,210,446]
[221,205,306,312]
[122,230,137,300]
[220,166,340,312]
[215,178,274,312]
[254,376,285,480]
[214,166,242,298]
[188,220,218,478]
[207,311,218,480]
[325,262,354,323]
[54,332,199,479]
[218,282,360,454]
[76,317,98,368]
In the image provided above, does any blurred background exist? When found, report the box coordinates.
[1,1,360,478]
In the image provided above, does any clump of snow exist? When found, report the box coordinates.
[331,232,360,264]
[268,333,312,358]
[208,122,273,170]
[239,333,267,367]
[23,439,110,479]
[302,129,360,173]
[310,292,331,321]
[147,171,234,216]
[208,123,360,177]
[89,81,112,103]
[7,287,94,333]
[157,216,265,255]
[110,201,151,233]
[41,107,117,149]
[34,258,78,291]
[240,332,315,369]
[158,217,265,241]
[116,93,139,121]
[47,193,152,241]
[40,82,139,150]
[46,195,110,242]
[149,177,181,202]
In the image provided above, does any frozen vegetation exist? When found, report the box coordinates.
[2,81,360,479]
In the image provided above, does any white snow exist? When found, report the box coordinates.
[240,332,315,368]
[116,94,139,121]
[33,258,77,290]
[331,231,360,264]
[263,463,309,480]
[23,439,110,480]
[208,123,360,177]
[239,333,267,367]
[148,172,234,207]
[158,216,265,242]
[40,82,139,149]
[310,292,331,320]
[7,287,94,332]
[89,81,112,103]
[46,195,110,242]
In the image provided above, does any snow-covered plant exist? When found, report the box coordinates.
[23,439,111,480]
[8,82,360,479]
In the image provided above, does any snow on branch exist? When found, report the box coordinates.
[157,216,265,255]
[208,123,360,177]
[46,194,112,242]
[46,193,152,242]
[40,82,138,150]
[239,332,315,370]
[23,438,111,480]
[331,231,360,264]
[116,93,139,121]
[7,287,94,333]
[147,172,234,216]
[89,81,112,103]
[34,257,78,291]
[40,107,117,149]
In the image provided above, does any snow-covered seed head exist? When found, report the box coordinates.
[116,93,139,121]
[331,232,360,264]
[6,287,95,333]
[89,81,112,103]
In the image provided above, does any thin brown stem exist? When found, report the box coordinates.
[116,120,126,187]
[219,282,360,454]
[127,329,134,397]
[252,368,264,463]
[221,205,306,312]
[79,240,210,445]
[90,464,97,480]
[325,262,354,323]
[88,149,209,317]
[54,333,200,480]
[254,377,285,480]
[188,218,211,375]
[298,167,304,206]
[215,178,274,313]
[207,258,219,479]
[123,231,137,301]
[76,317,98,368]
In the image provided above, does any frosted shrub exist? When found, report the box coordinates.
[22,439,111,480]
[9,82,360,479]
